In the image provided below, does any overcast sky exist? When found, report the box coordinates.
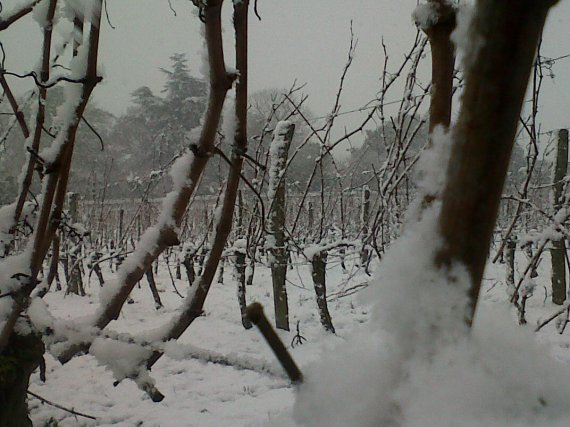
[2,0,570,148]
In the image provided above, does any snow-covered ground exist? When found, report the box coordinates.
[29,248,570,426]
[30,251,368,426]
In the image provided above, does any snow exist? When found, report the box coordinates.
[98,226,161,308]
[29,250,365,425]
[20,234,570,427]
[291,121,570,426]
[31,0,51,28]
[0,203,16,258]
[90,337,153,382]
[396,306,570,427]
[293,208,570,427]
[61,0,101,26]
[416,125,452,197]
[412,2,439,30]
[229,238,247,255]
[168,151,196,191]
[451,3,478,69]
[222,95,237,144]
[295,201,470,426]
[303,240,353,260]
[0,249,33,305]
[6,1,570,423]
[267,121,293,203]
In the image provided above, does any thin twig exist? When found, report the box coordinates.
[27,390,97,420]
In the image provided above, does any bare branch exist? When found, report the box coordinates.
[0,0,41,31]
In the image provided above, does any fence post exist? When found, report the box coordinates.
[551,129,568,305]
[267,121,295,331]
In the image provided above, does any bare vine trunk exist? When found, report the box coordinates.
[435,0,557,324]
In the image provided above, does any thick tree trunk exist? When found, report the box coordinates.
[435,0,556,324]
[0,333,44,427]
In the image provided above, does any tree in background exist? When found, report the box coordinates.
[108,54,208,197]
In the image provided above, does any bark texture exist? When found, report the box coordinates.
[435,0,556,323]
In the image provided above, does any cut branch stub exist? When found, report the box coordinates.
[246,302,303,384]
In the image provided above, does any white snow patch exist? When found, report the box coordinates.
[416,124,453,198]
[412,3,439,30]
[90,337,152,381]
[451,3,478,69]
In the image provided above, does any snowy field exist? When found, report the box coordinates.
[27,246,570,427]
[30,251,369,426]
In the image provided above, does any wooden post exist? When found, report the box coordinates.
[505,237,516,296]
[311,251,335,333]
[551,129,568,305]
[267,121,295,331]
[66,192,84,296]
[360,185,371,273]
[235,248,252,329]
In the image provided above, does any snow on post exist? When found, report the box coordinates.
[266,120,294,331]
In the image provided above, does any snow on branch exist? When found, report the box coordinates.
[0,0,40,31]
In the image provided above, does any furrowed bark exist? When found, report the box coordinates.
[435,0,558,324]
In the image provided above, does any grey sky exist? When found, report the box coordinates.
[2,0,570,147]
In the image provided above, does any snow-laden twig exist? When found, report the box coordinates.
[0,0,41,31]
[536,301,570,332]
